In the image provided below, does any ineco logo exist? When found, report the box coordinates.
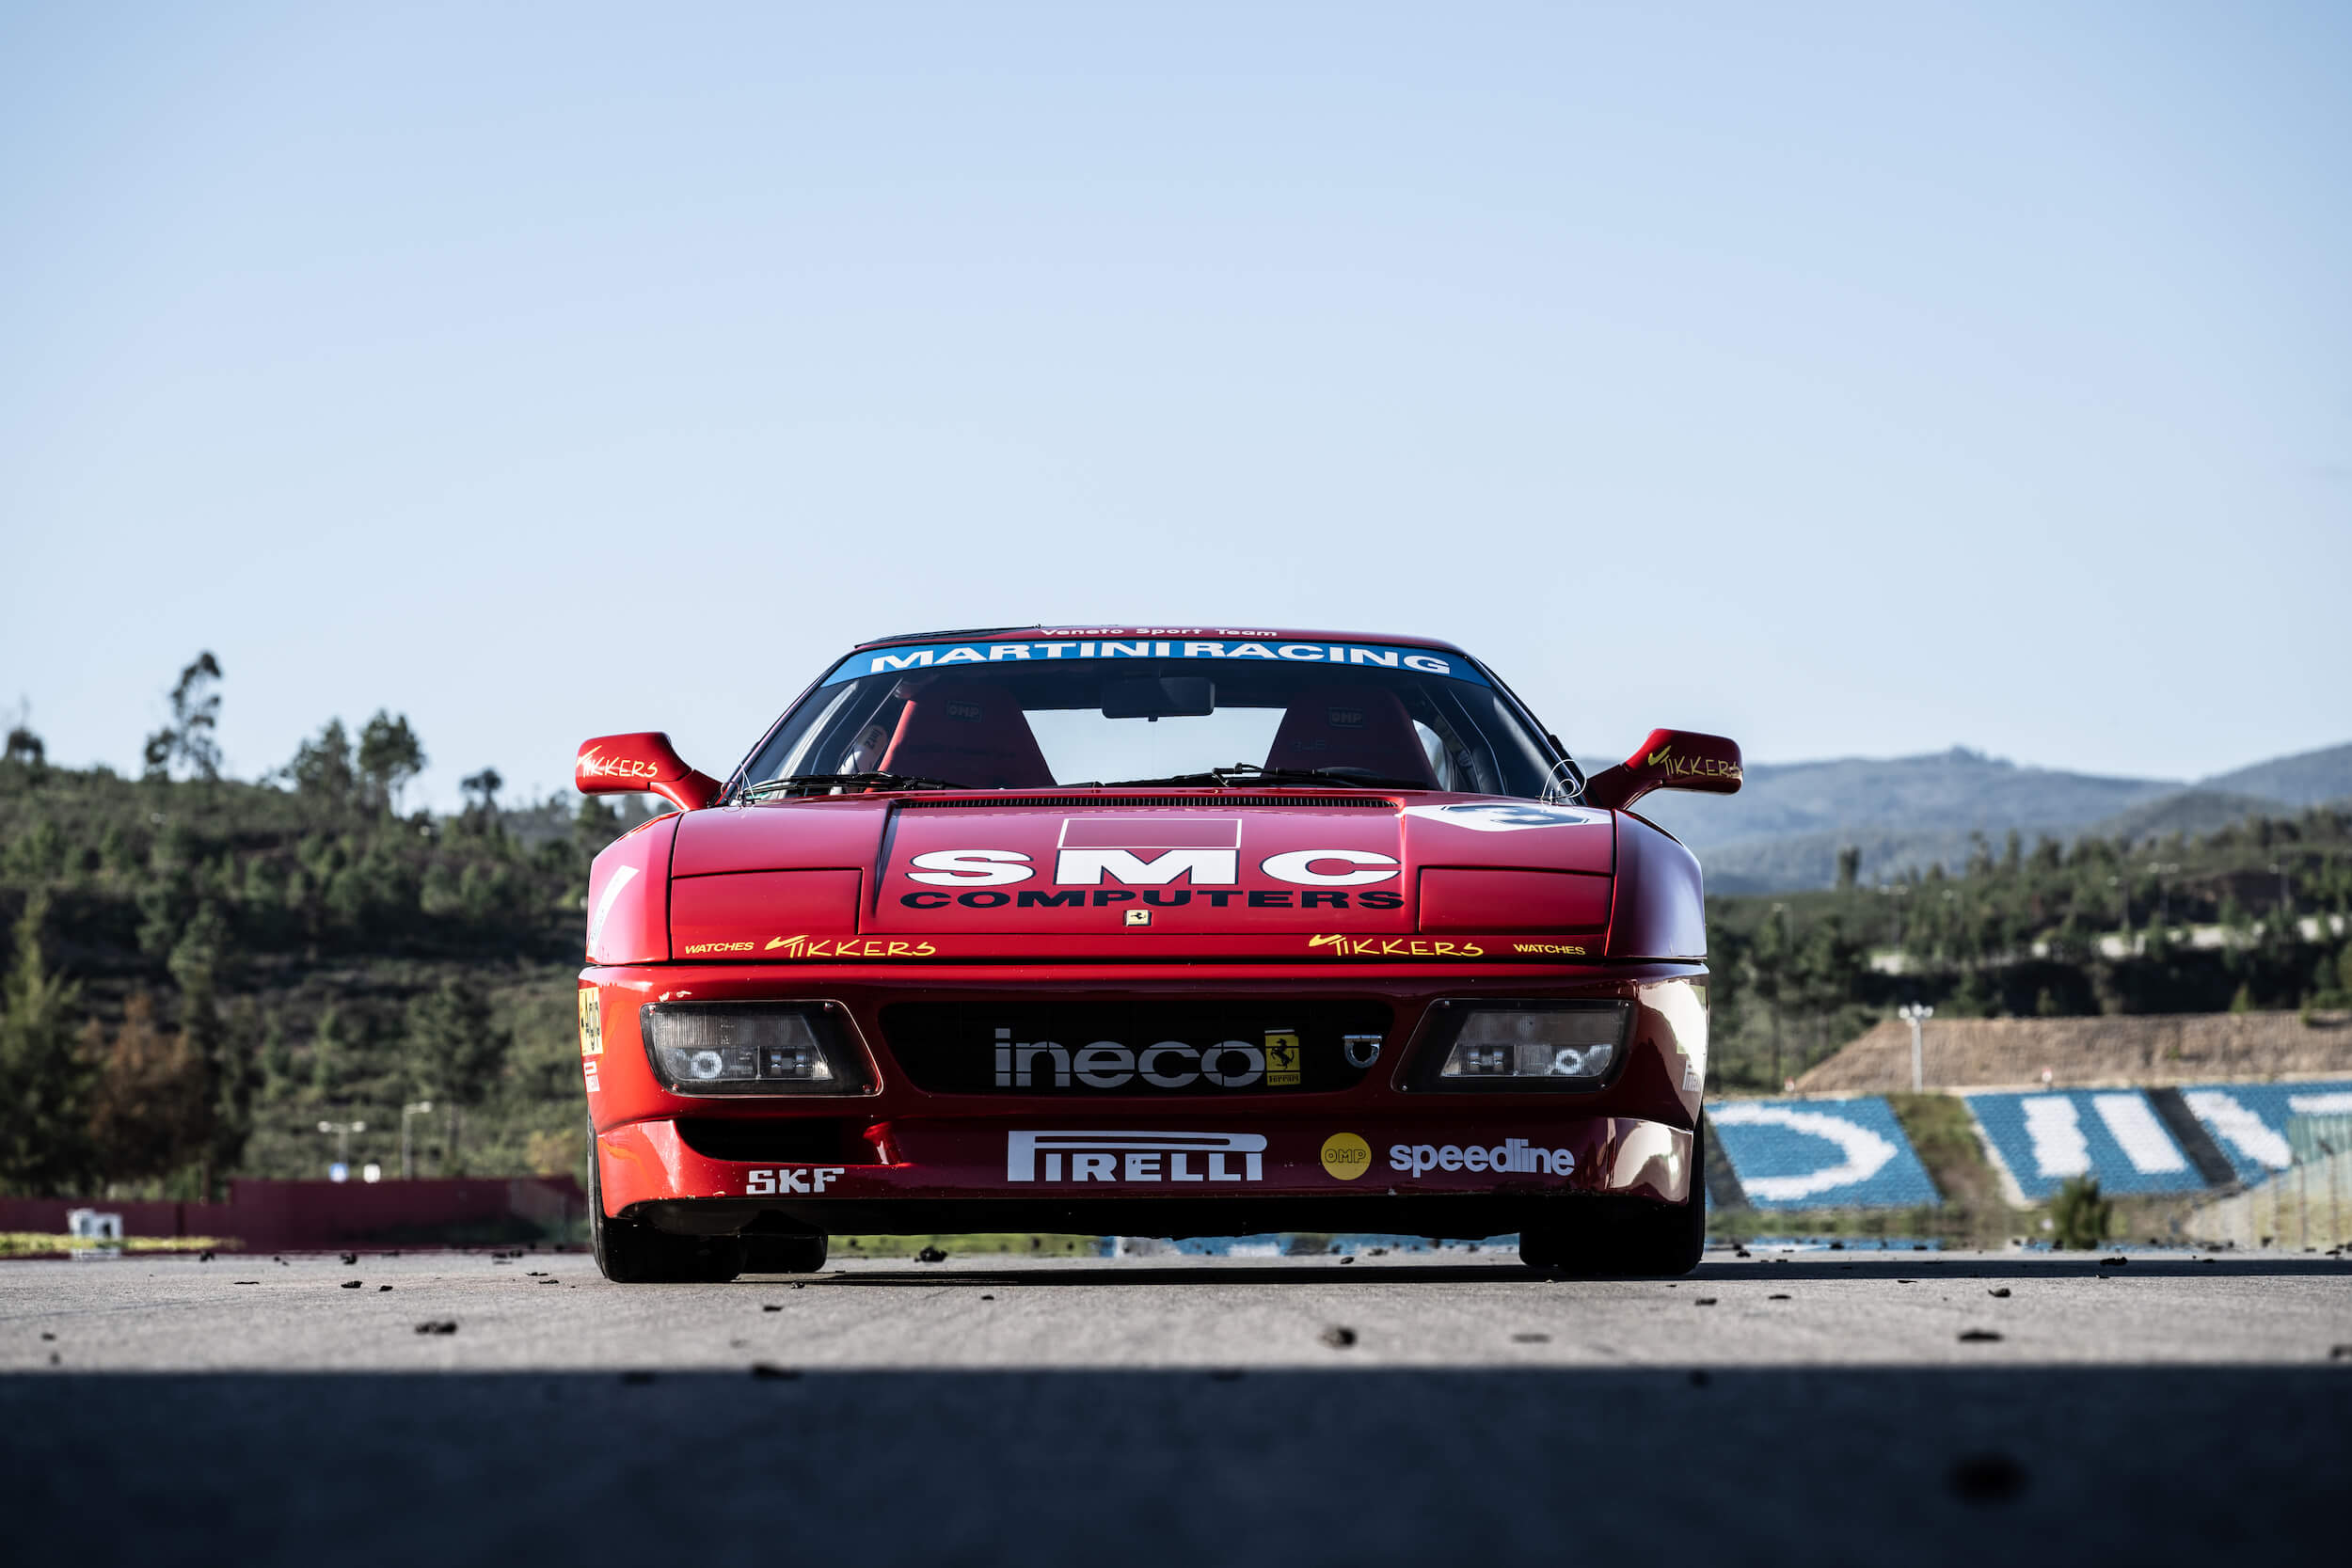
[1006,1131,1266,1183]
[993,1030,1296,1091]
[1389,1138,1574,1177]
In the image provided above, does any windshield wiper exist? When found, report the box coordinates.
[1100,764,1425,791]
[740,771,972,800]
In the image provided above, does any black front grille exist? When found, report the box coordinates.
[899,795,1397,809]
[882,1001,1391,1097]
[675,1117,882,1164]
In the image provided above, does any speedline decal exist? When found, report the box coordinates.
[823,639,1487,686]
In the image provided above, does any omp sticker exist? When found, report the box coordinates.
[1320,1132,1372,1181]
[824,640,1489,687]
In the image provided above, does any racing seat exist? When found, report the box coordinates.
[1263,685,1439,787]
[878,683,1056,789]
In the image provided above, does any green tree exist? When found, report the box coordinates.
[1835,845,1861,891]
[356,711,427,814]
[458,768,505,838]
[287,720,358,806]
[142,653,225,781]
[86,992,210,1184]
[405,977,513,1173]
[0,892,91,1194]
[2050,1176,2110,1249]
[310,1003,353,1099]
[257,1009,295,1104]
[1744,905,1792,1085]
[3,718,45,776]
[169,904,252,1196]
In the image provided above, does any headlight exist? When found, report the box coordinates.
[1409,1001,1629,1092]
[640,1002,873,1096]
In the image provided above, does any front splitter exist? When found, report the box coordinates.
[596,1113,1693,1231]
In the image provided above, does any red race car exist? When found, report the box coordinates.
[574,626,1740,1280]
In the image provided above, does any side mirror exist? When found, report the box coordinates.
[574,732,722,814]
[1581,728,1742,811]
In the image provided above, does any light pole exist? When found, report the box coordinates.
[317,1118,366,1179]
[1898,1003,1933,1093]
[402,1101,436,1180]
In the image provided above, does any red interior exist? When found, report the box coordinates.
[878,684,1056,788]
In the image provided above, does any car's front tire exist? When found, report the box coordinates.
[589,1138,743,1284]
[1518,1117,1708,1278]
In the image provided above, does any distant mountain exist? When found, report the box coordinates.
[2198,743,2352,809]
[1633,740,2352,895]
[1635,746,2175,853]
[2082,788,2289,846]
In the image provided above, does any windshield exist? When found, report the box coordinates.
[738,638,1568,799]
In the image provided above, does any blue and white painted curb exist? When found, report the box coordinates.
[1963,1089,2205,1200]
[2175,1080,2352,1181]
[1709,1098,1942,1210]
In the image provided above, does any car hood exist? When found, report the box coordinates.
[648,790,1696,962]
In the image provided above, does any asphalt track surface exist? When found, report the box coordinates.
[7,1248,2348,1567]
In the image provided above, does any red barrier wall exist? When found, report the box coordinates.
[0,1177,585,1253]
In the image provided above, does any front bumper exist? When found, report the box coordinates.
[582,960,1708,1238]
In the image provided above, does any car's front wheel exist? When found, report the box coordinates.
[1518,1117,1708,1278]
[589,1138,743,1284]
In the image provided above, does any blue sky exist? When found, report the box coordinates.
[4,3,2346,809]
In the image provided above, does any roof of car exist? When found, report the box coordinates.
[852,625,1471,655]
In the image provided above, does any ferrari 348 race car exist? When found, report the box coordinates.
[573,626,1740,1281]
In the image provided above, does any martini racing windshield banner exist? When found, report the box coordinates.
[823,637,1489,687]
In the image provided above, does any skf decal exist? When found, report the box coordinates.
[1007,1131,1266,1183]
[762,935,940,958]
[745,1166,846,1195]
[1309,934,1486,958]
